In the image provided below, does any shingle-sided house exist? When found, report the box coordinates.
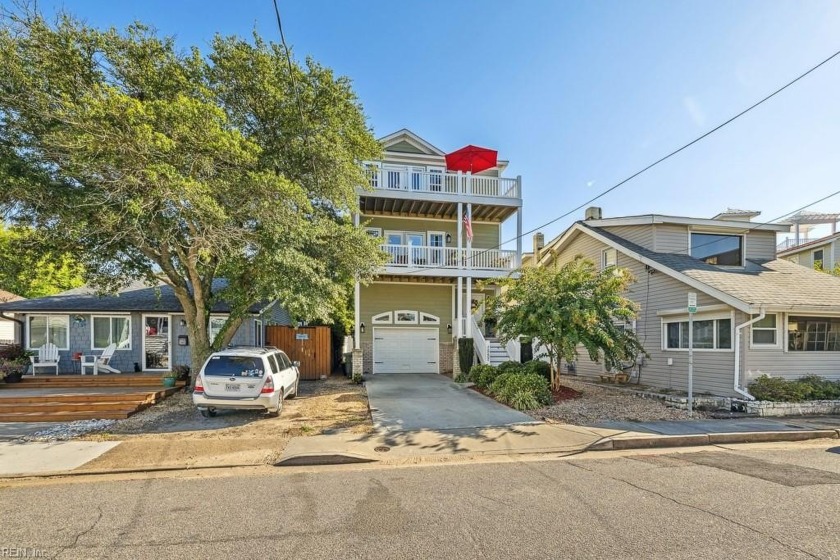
[352,129,524,375]
[0,289,25,344]
[534,208,840,398]
[0,281,291,373]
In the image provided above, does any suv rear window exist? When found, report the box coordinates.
[203,355,266,377]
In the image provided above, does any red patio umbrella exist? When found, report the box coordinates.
[445,145,498,174]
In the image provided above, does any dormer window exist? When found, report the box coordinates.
[690,233,743,266]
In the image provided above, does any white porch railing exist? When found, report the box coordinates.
[505,338,521,363]
[365,166,521,200]
[472,315,489,365]
[381,245,518,271]
[777,237,818,251]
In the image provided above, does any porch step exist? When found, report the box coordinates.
[0,386,182,422]
[0,390,172,405]
[3,376,185,389]
[0,409,136,422]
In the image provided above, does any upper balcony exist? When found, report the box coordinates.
[358,165,522,222]
[379,244,518,278]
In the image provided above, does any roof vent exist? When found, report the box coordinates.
[584,207,602,221]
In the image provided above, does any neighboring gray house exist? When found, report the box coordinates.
[535,209,840,398]
[0,280,291,373]
[0,289,24,344]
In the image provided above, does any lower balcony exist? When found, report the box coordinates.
[379,244,518,277]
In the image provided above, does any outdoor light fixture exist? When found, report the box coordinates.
[447,323,452,334]
[179,319,187,327]
[72,315,86,327]
[360,322,366,334]
[445,233,452,244]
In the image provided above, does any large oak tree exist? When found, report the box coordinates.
[0,8,384,377]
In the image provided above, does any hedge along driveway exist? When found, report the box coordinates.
[365,374,537,432]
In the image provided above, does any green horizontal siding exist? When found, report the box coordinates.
[360,283,453,345]
[363,216,499,250]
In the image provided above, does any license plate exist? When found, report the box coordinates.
[225,383,240,391]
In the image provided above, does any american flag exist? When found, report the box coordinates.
[463,212,473,242]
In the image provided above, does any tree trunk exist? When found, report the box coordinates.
[186,321,212,388]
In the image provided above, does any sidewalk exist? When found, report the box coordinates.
[1,417,838,477]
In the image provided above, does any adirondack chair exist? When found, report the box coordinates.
[81,343,120,375]
[29,343,60,376]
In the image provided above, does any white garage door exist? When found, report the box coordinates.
[373,328,439,374]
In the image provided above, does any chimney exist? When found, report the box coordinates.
[533,232,545,261]
[584,206,602,221]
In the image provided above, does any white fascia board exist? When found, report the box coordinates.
[657,304,732,316]
[547,223,754,314]
[378,129,445,156]
[585,215,790,232]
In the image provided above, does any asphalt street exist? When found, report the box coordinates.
[2,441,839,559]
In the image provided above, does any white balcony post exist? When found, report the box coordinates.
[517,174,522,198]
[354,281,361,350]
[457,170,463,194]
[466,171,472,196]
[457,201,463,267]
[466,201,473,338]
[516,207,523,267]
[456,276,463,338]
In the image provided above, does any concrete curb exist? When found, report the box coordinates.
[590,428,840,451]
[274,453,378,467]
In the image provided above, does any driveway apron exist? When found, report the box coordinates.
[365,374,537,432]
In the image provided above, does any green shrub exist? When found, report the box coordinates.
[506,390,540,411]
[497,361,523,375]
[469,364,499,389]
[458,338,474,376]
[453,373,469,384]
[799,375,840,400]
[488,372,515,396]
[492,372,552,408]
[747,374,840,402]
[522,360,551,381]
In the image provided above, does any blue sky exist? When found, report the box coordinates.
[39,0,840,245]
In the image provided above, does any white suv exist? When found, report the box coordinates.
[192,346,300,418]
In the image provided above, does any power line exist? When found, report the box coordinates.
[397,46,840,275]
[271,0,319,188]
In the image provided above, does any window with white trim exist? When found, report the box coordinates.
[394,310,418,324]
[690,233,743,266]
[255,319,263,347]
[208,316,227,344]
[602,248,617,269]
[750,314,778,346]
[788,316,840,351]
[420,312,440,325]
[28,315,69,350]
[664,317,732,350]
[372,312,392,324]
[813,249,825,270]
[92,316,131,350]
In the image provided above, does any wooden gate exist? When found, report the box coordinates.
[265,326,332,380]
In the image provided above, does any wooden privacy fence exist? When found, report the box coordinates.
[266,326,332,380]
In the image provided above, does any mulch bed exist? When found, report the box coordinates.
[470,383,582,406]
[551,385,582,402]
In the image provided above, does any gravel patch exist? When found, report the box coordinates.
[530,376,708,425]
[21,419,117,442]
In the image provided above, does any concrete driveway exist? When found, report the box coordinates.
[365,374,537,432]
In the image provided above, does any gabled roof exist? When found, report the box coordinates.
[777,232,840,257]
[0,289,24,303]
[583,214,789,232]
[542,221,840,314]
[0,279,266,314]
[379,129,445,156]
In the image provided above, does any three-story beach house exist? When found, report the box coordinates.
[351,129,523,376]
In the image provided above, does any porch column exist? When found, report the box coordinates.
[466,276,472,337]
[795,222,800,244]
[354,281,361,350]
[516,206,523,267]
[456,276,463,337]
[466,202,473,338]
[353,212,361,350]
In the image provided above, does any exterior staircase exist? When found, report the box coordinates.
[0,375,185,422]
[485,338,512,366]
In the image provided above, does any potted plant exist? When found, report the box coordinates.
[162,371,179,388]
[0,344,29,383]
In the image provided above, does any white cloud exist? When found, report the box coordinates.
[586,180,596,187]
[683,96,707,127]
